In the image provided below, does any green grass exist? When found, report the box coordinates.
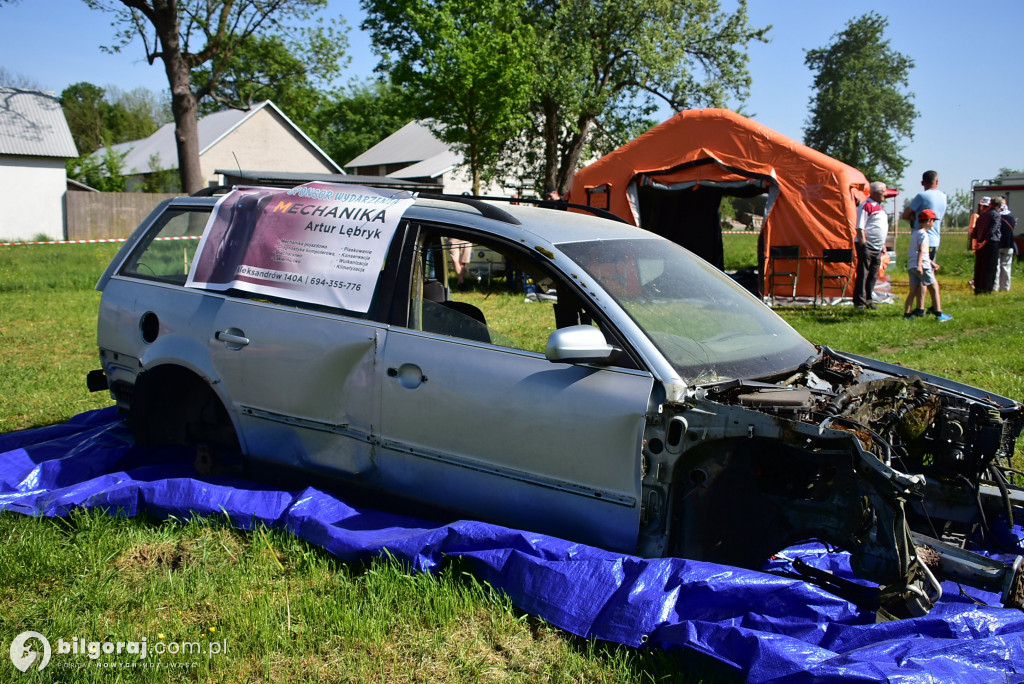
[0,511,727,682]
[0,243,121,433]
[0,242,734,682]
[2,236,1022,681]
[454,288,557,353]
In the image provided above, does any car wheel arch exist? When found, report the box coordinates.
[127,364,240,454]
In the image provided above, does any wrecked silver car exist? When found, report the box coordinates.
[91,183,1024,618]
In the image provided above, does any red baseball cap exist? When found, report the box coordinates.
[918,209,937,221]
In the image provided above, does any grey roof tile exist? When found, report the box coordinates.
[346,119,455,168]
[387,149,461,180]
[105,101,340,174]
[0,87,78,158]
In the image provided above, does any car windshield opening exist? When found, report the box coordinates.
[558,238,817,384]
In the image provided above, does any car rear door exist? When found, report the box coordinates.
[207,298,384,477]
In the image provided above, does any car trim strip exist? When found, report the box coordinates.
[377,438,638,507]
[240,405,353,433]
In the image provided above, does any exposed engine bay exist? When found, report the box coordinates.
[639,346,1024,619]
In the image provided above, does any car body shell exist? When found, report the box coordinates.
[94,187,1024,617]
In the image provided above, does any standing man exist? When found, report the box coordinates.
[973,196,1004,294]
[902,170,947,261]
[854,181,888,309]
[902,170,947,313]
[448,238,473,290]
[997,199,1016,291]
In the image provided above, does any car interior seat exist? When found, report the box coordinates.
[422,299,491,343]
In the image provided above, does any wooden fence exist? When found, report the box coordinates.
[66,192,183,240]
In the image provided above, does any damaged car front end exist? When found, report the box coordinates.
[640,350,1024,617]
[565,237,1024,619]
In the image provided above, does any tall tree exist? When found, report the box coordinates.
[84,0,346,194]
[60,82,166,154]
[60,82,110,154]
[362,0,768,196]
[526,0,768,195]
[803,12,917,187]
[314,80,416,169]
[363,0,538,194]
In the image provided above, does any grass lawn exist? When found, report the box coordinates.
[1,233,1021,681]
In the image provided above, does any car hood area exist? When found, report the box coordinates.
[641,344,1024,618]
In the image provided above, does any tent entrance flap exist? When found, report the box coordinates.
[632,178,774,271]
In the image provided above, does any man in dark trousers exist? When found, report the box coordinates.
[853,181,888,309]
[973,196,1004,294]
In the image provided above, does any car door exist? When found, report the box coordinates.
[207,297,385,477]
[375,227,655,553]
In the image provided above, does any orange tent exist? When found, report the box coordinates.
[567,108,869,300]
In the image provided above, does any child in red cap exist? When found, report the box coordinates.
[904,209,951,321]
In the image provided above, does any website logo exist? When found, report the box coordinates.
[9,631,51,672]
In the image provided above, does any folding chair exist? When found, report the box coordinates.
[767,245,801,305]
[817,248,854,304]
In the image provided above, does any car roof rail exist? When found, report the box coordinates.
[456,194,629,224]
[188,185,524,225]
[187,186,623,226]
[416,193,522,225]
[190,185,234,197]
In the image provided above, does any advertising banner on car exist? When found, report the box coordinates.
[186,182,415,312]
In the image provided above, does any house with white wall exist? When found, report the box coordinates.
[0,87,78,241]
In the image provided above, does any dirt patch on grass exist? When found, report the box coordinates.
[114,527,243,575]
[876,336,950,356]
[115,540,195,574]
[876,324,985,356]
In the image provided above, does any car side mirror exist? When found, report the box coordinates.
[545,325,615,363]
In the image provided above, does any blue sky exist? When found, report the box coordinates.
[2,0,1021,201]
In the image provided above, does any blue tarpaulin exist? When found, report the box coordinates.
[2,408,1023,683]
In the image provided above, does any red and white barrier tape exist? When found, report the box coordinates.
[1,236,202,246]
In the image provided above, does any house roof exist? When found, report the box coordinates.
[387,149,461,180]
[0,87,78,158]
[345,119,455,169]
[67,178,99,192]
[108,100,341,174]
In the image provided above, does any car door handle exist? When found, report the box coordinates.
[216,329,250,347]
[387,364,427,389]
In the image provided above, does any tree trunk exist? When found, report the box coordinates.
[151,2,204,194]
[470,144,481,195]
[557,115,593,195]
[541,95,560,193]
[166,61,203,194]
[542,95,594,196]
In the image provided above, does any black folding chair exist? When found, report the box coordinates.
[817,248,854,304]
[767,245,801,305]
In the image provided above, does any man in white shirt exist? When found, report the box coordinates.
[854,181,888,309]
